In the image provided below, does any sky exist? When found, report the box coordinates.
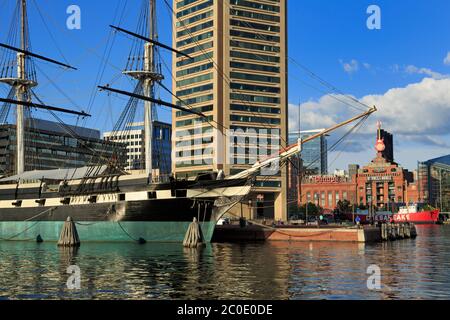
[0,0,449,172]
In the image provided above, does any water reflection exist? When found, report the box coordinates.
[0,225,449,300]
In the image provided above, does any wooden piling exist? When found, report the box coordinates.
[57,217,80,247]
[410,224,417,238]
[183,217,205,248]
[405,223,411,238]
[399,224,405,239]
[381,223,388,241]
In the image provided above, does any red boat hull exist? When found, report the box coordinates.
[392,210,440,224]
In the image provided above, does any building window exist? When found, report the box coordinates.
[230,9,281,23]
[177,10,213,27]
[230,82,280,94]
[230,71,280,83]
[230,115,280,125]
[314,193,319,204]
[230,0,280,13]
[177,41,213,57]
[177,73,213,87]
[176,83,213,97]
[230,93,280,104]
[176,63,213,77]
[176,31,213,48]
[230,50,280,63]
[176,52,213,68]
[230,104,280,114]
[177,2,214,20]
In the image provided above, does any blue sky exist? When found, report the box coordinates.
[289,0,450,97]
[1,0,449,171]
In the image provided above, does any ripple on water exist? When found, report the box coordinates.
[0,225,450,299]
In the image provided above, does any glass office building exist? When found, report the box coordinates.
[0,119,126,176]
[289,129,328,175]
[420,155,450,212]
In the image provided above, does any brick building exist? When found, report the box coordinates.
[294,123,422,213]
[300,174,356,213]
[355,153,417,210]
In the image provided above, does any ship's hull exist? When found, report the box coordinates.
[0,171,252,243]
[0,221,217,242]
[0,198,219,242]
[392,210,440,224]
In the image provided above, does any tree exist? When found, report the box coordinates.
[334,200,352,221]
[299,202,323,217]
[336,200,352,213]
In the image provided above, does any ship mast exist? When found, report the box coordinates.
[0,0,38,175]
[123,0,163,176]
[0,1,91,177]
[16,0,28,175]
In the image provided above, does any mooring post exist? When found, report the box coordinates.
[57,216,80,247]
[405,223,411,238]
[183,217,205,248]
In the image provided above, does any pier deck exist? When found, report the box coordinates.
[213,224,388,243]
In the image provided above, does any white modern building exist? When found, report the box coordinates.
[103,121,172,173]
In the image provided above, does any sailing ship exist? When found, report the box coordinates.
[0,0,376,243]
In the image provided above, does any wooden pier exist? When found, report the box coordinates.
[212,222,417,243]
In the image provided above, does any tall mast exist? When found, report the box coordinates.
[143,0,156,176]
[0,1,82,176]
[15,0,27,175]
[123,0,163,176]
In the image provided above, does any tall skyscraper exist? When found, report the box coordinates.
[379,129,394,163]
[348,164,360,182]
[289,129,328,175]
[172,0,288,220]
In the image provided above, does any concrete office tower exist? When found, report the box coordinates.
[172,0,288,220]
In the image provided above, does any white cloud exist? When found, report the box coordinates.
[362,77,450,136]
[444,52,450,66]
[289,77,450,152]
[363,63,371,70]
[340,59,359,75]
[404,65,447,79]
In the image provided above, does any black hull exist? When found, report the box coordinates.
[0,198,214,222]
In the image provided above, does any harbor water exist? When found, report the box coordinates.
[0,225,449,300]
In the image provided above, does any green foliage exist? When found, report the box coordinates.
[333,200,353,221]
[336,200,352,213]
[300,202,323,216]
[288,202,323,219]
